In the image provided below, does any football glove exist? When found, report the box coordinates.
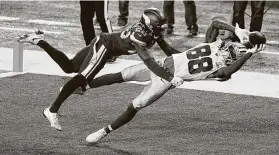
[247,44,266,54]
[170,76,184,87]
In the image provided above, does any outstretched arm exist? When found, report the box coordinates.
[135,43,174,82]
[156,38,181,56]
[205,17,235,43]
[205,17,249,43]
[207,44,265,81]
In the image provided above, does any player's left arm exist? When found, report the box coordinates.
[207,44,265,81]
[206,18,249,43]
[156,38,181,56]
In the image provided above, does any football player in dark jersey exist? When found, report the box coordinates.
[18,8,184,131]
[82,17,266,143]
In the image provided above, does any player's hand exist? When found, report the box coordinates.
[234,23,250,43]
[170,76,184,87]
[247,44,266,54]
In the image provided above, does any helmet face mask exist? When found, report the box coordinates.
[141,8,167,38]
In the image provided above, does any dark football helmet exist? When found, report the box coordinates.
[140,8,168,38]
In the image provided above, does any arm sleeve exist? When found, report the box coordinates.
[156,38,181,56]
[211,52,253,80]
[211,20,235,32]
[205,18,235,43]
[135,43,174,82]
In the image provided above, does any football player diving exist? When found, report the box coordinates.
[84,17,266,143]
[18,8,185,131]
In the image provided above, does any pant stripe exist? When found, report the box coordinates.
[83,45,107,78]
[81,36,106,78]
[81,36,100,76]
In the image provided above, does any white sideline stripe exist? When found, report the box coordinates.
[0,16,19,21]
[28,19,79,27]
[0,72,25,78]
[0,27,63,34]
[0,47,279,99]
[267,40,279,45]
[262,51,279,55]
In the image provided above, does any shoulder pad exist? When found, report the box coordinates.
[130,32,147,46]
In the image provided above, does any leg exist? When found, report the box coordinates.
[232,1,248,29]
[86,72,172,143]
[88,62,150,88]
[118,0,129,26]
[205,16,228,43]
[250,1,266,32]
[44,36,110,130]
[95,0,112,33]
[18,31,90,73]
[80,1,95,45]
[163,0,175,34]
[37,40,89,73]
[183,0,198,35]
[95,0,117,63]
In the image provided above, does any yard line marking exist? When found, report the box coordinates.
[262,51,279,55]
[0,27,64,34]
[0,16,19,21]
[267,40,279,45]
[28,19,80,27]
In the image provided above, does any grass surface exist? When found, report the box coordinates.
[0,73,279,155]
[1,1,279,155]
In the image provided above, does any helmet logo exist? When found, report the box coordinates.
[142,13,152,30]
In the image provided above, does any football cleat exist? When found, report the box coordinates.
[86,128,108,143]
[17,30,44,45]
[59,86,86,95]
[43,107,62,131]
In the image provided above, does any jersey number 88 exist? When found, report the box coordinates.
[186,45,213,74]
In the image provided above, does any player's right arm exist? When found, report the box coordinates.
[134,42,173,82]
[130,26,183,87]
[207,44,265,81]
[156,38,181,56]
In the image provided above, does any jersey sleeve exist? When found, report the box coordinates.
[213,52,253,81]
[130,24,150,47]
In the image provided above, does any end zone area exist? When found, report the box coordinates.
[0,73,279,155]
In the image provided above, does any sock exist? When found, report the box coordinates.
[110,104,138,131]
[49,75,86,113]
[88,72,124,88]
[37,40,74,73]
[104,125,113,134]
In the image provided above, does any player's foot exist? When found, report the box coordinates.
[188,25,198,36]
[17,30,44,45]
[117,19,128,27]
[43,107,62,131]
[59,86,86,95]
[86,128,108,143]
